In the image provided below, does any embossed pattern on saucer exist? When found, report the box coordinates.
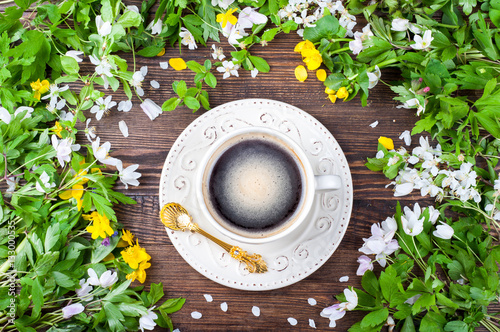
[159,99,353,291]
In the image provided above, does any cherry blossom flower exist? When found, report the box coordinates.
[35,171,56,193]
[411,30,434,50]
[130,70,145,97]
[75,279,94,301]
[90,96,116,121]
[367,65,381,89]
[119,120,129,138]
[65,50,84,62]
[238,7,268,29]
[52,135,72,167]
[89,55,113,88]
[62,303,85,319]
[87,268,118,288]
[96,15,112,37]
[356,255,374,275]
[217,60,240,79]
[147,19,163,35]
[320,288,358,328]
[42,84,69,107]
[139,307,158,331]
[349,24,373,55]
[140,99,162,121]
[401,204,424,236]
[433,222,454,239]
[91,137,121,167]
[84,119,96,142]
[117,163,141,189]
[225,24,249,45]
[179,27,197,50]
[399,130,411,146]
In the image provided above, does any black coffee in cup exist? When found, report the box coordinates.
[208,137,303,236]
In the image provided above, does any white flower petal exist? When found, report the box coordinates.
[159,61,169,69]
[308,298,317,306]
[369,120,378,128]
[191,311,202,319]
[203,294,213,302]
[119,120,129,138]
[287,317,298,326]
[309,318,316,328]
[220,302,228,312]
[252,306,260,317]
[339,276,350,282]
[150,80,160,89]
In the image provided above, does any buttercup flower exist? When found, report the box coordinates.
[169,58,187,71]
[295,65,307,82]
[217,8,238,28]
[378,136,394,150]
[122,229,135,246]
[179,27,197,50]
[31,79,50,100]
[294,40,315,54]
[85,211,114,240]
[336,87,349,101]
[411,30,434,50]
[62,303,84,319]
[121,241,152,269]
[126,260,151,283]
[59,184,84,210]
[90,95,117,121]
[156,48,165,56]
[139,306,158,331]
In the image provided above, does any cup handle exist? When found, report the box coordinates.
[314,175,342,192]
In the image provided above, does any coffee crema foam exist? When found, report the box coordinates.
[208,137,303,235]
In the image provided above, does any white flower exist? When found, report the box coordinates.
[349,37,363,55]
[0,107,11,124]
[359,221,399,267]
[427,206,440,224]
[139,307,158,331]
[89,55,113,89]
[91,137,121,166]
[397,97,426,115]
[84,119,96,143]
[367,65,381,89]
[59,110,73,122]
[391,18,410,31]
[238,7,268,29]
[494,178,500,193]
[62,303,85,319]
[90,96,116,121]
[126,5,139,13]
[96,15,112,37]
[117,163,141,189]
[65,50,84,62]
[35,171,56,193]
[179,27,197,50]
[251,68,259,78]
[140,99,162,121]
[226,24,249,45]
[211,0,234,9]
[349,24,373,54]
[339,10,357,37]
[147,19,163,35]
[399,130,411,146]
[217,60,239,79]
[118,120,129,138]
[211,44,225,61]
[118,100,132,112]
[52,135,72,167]
[356,255,373,275]
[42,84,69,107]
[405,294,421,305]
[75,279,94,301]
[401,204,424,236]
[394,182,414,197]
[14,106,34,121]
[411,30,433,50]
[320,288,358,328]
[130,71,145,97]
[87,268,118,288]
[433,222,454,239]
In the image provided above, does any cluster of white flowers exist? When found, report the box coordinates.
[222,7,268,46]
[379,136,481,203]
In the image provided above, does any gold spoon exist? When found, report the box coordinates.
[160,203,268,273]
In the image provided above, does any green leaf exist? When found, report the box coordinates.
[44,223,60,252]
[262,28,279,41]
[174,81,187,98]
[162,97,180,112]
[248,55,270,72]
[444,321,468,332]
[34,251,59,276]
[360,308,389,328]
[117,10,142,28]
[186,60,205,73]
[303,15,340,43]
[137,45,165,57]
[379,265,399,304]
[158,297,185,314]
[91,235,119,264]
[148,282,164,305]
[436,292,459,310]
[204,72,217,88]
[183,96,200,111]
[52,271,76,288]
[31,277,44,317]
[361,270,379,296]
[103,302,125,332]
[401,316,416,332]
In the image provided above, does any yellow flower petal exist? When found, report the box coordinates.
[53,121,64,138]
[103,253,115,262]
[328,94,337,104]
[169,58,187,71]
[336,87,349,100]
[121,241,151,269]
[85,212,114,240]
[295,65,308,82]
[156,48,165,56]
[59,190,73,200]
[325,87,336,95]
[302,49,322,70]
[34,91,41,100]
[121,229,135,246]
[379,136,395,150]
[316,69,327,81]
[294,40,315,54]
[40,80,50,94]
[216,8,238,28]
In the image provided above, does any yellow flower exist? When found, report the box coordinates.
[316,69,327,82]
[295,65,308,82]
[156,48,165,56]
[84,212,114,240]
[325,87,336,95]
[379,136,395,150]
[53,121,64,138]
[302,48,322,70]
[59,184,84,211]
[216,8,238,28]
[122,229,135,246]
[121,241,151,269]
[126,260,151,283]
[103,253,115,262]
[30,79,50,100]
[328,94,337,104]
[336,87,349,101]
[169,58,187,71]
[294,40,315,54]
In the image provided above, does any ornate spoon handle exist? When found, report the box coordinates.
[189,223,268,274]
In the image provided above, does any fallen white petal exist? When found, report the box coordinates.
[150,80,160,89]
[309,319,316,328]
[159,61,169,69]
[191,311,202,319]
[172,329,180,332]
[252,306,260,317]
[307,298,317,306]
[220,302,228,312]
[118,120,129,138]
[287,317,298,326]
[339,275,349,282]
[369,120,379,128]
[203,294,213,302]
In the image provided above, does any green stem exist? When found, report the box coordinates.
[0,234,27,275]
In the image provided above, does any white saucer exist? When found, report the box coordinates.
[159,99,353,291]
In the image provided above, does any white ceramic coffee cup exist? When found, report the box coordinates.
[196,127,341,244]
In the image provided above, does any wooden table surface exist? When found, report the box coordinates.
[94,30,431,331]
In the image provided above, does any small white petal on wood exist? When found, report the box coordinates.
[191,311,202,319]
[251,306,260,317]
[118,120,129,138]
